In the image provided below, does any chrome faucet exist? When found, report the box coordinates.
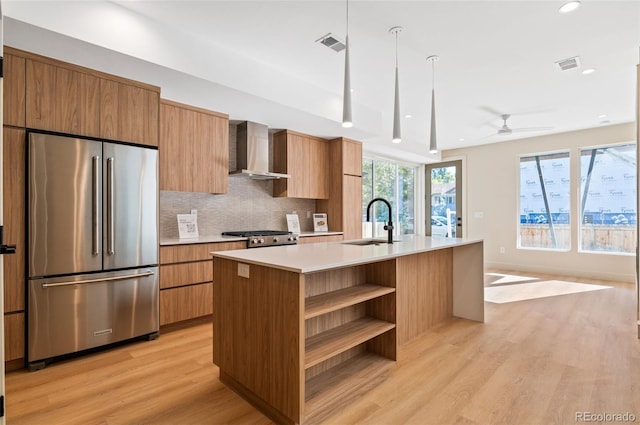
[366,197,394,244]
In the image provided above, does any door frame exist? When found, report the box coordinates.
[425,158,466,238]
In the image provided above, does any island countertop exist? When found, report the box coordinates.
[211,235,482,273]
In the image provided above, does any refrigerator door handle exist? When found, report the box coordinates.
[41,270,155,288]
[92,155,100,256]
[107,157,115,255]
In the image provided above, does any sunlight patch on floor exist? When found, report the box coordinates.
[485,272,538,285]
[484,280,612,303]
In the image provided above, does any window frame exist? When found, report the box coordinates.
[517,149,572,252]
[362,156,418,238]
[577,141,637,256]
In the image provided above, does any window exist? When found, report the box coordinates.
[519,152,571,250]
[362,158,416,238]
[580,144,636,254]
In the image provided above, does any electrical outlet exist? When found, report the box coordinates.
[307,211,311,218]
[238,263,250,278]
[191,209,197,216]
[499,246,505,254]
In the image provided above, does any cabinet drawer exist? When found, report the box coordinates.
[160,283,213,326]
[4,312,25,362]
[160,241,245,264]
[160,261,212,289]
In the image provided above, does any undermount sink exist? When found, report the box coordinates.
[342,239,401,246]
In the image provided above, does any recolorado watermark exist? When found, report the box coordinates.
[576,412,637,423]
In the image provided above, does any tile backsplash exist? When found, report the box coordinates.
[160,181,316,238]
[159,123,316,239]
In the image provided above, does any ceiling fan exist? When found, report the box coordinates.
[488,114,553,137]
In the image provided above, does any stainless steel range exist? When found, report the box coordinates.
[222,230,298,248]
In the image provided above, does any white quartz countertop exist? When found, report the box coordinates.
[211,235,483,273]
[160,231,342,246]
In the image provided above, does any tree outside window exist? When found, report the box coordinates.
[362,158,416,237]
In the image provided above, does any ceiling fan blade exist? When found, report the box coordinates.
[480,132,499,140]
[511,126,554,133]
[478,105,504,117]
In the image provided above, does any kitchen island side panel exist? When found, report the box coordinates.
[452,241,485,322]
[213,257,304,424]
[396,248,454,345]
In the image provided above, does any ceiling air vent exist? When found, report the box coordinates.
[316,33,346,52]
[555,56,581,71]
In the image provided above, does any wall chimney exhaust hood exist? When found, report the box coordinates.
[230,121,290,180]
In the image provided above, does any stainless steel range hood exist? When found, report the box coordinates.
[230,121,290,180]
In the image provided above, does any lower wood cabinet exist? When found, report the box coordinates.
[4,313,25,371]
[159,241,245,326]
[160,284,213,326]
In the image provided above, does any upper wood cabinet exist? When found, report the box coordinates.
[272,130,329,199]
[342,138,363,176]
[316,137,363,240]
[3,53,26,127]
[100,79,159,147]
[159,99,229,194]
[26,59,101,137]
[19,47,160,146]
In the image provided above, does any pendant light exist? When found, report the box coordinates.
[389,26,403,143]
[427,55,439,154]
[342,0,353,128]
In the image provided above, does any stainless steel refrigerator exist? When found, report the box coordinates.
[27,132,159,370]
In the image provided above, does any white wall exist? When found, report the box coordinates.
[444,122,636,283]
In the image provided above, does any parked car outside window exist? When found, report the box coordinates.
[431,216,449,237]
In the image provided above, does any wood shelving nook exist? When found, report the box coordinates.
[304,284,396,319]
[304,317,395,369]
[304,352,395,424]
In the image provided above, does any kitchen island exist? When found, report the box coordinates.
[211,235,484,425]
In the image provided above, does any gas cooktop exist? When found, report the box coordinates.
[222,230,298,248]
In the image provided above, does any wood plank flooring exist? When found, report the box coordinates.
[6,270,640,425]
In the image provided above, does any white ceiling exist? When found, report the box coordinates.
[3,1,639,163]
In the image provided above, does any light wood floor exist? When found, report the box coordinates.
[6,270,640,425]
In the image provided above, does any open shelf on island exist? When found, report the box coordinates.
[304,352,396,424]
[304,284,396,319]
[304,317,395,369]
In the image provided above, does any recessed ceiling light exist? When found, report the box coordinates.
[559,1,581,13]
[598,114,608,118]
[582,68,596,75]
[600,120,611,124]
[459,138,465,142]
[404,114,412,119]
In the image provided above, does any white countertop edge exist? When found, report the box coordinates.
[298,231,343,237]
[161,231,343,245]
[211,236,483,274]
[160,235,246,245]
